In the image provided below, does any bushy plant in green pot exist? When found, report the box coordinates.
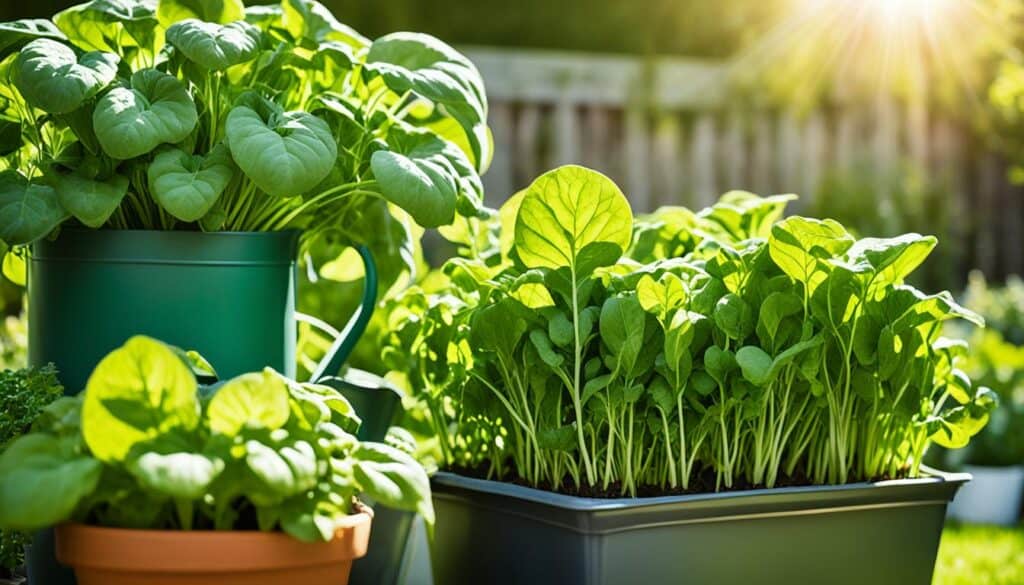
[379,165,995,585]
[0,336,433,585]
[0,0,489,391]
[938,273,1024,526]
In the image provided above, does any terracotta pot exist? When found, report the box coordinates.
[54,511,372,585]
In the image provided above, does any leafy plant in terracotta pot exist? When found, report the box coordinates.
[0,336,433,585]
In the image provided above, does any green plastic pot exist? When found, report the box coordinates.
[26,229,378,585]
[430,470,970,585]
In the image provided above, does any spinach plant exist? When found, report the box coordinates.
[0,336,433,540]
[0,0,488,258]
[380,166,995,496]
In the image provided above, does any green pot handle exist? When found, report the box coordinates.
[309,245,378,382]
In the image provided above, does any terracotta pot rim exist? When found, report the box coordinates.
[55,511,372,573]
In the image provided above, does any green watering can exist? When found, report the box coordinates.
[27,230,378,585]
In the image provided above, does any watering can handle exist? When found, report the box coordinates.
[309,245,378,382]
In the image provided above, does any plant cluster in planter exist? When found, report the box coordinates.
[0,335,432,540]
[380,164,995,496]
[0,0,488,253]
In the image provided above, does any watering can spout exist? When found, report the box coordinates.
[309,244,378,382]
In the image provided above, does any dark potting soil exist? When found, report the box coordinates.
[447,464,906,499]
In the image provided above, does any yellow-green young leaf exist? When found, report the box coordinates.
[768,216,854,294]
[83,336,200,462]
[2,250,25,286]
[514,165,633,275]
[207,368,290,435]
[0,434,101,531]
[320,247,365,282]
[53,0,163,64]
[846,234,937,296]
[157,0,245,27]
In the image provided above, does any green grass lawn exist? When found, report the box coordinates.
[933,524,1024,585]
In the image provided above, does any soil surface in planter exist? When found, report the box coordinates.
[450,464,906,498]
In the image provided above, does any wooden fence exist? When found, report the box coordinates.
[464,46,1024,282]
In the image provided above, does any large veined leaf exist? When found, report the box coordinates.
[54,0,162,64]
[0,434,102,531]
[844,234,937,294]
[514,165,633,276]
[82,336,200,462]
[13,39,118,114]
[768,216,855,295]
[352,442,434,525]
[0,170,66,246]
[49,169,129,228]
[225,98,336,197]
[372,124,478,228]
[157,0,245,26]
[0,19,66,61]
[93,68,198,159]
[149,145,234,221]
[166,19,262,70]
[206,369,290,436]
[280,0,368,49]
[365,32,490,172]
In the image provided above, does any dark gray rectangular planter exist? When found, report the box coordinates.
[430,470,969,585]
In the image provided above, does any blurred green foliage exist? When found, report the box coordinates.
[807,162,958,293]
[934,524,1024,585]
[0,365,62,575]
[940,273,1024,468]
[0,0,788,57]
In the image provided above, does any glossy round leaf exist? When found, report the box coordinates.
[149,145,235,221]
[50,170,129,228]
[514,165,633,273]
[226,104,336,197]
[365,32,489,171]
[13,39,118,114]
[93,68,199,159]
[166,19,262,70]
[82,336,200,463]
[0,170,66,246]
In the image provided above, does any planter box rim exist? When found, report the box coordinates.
[433,468,971,536]
[433,468,970,512]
